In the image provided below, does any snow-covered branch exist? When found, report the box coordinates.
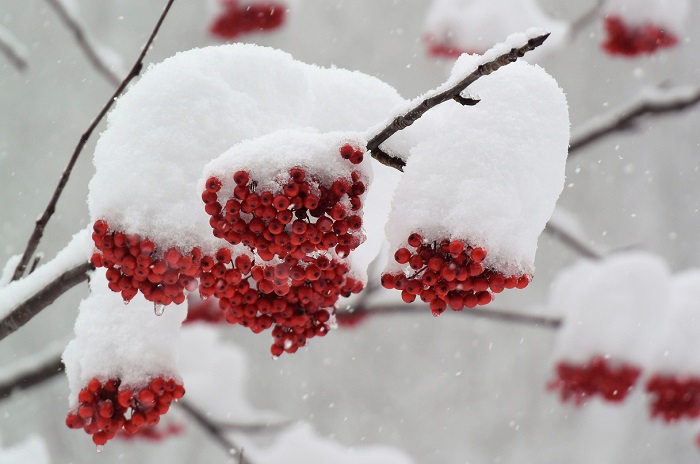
[10,0,177,282]
[367,30,550,170]
[44,0,122,86]
[569,85,700,155]
[0,25,28,71]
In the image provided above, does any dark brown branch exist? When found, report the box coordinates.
[28,256,42,275]
[338,303,561,329]
[0,261,93,342]
[11,0,176,282]
[178,400,252,463]
[544,221,604,260]
[0,355,63,399]
[0,31,28,71]
[367,32,550,171]
[44,0,121,86]
[569,86,700,155]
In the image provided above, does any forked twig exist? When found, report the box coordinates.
[10,0,176,282]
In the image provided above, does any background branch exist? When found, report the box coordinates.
[10,0,176,282]
[568,0,606,39]
[544,221,604,260]
[367,32,550,170]
[569,85,700,155]
[0,27,28,71]
[44,0,121,86]
[0,354,63,400]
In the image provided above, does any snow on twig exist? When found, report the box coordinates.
[0,229,93,342]
[569,85,700,155]
[0,25,28,71]
[366,30,551,171]
[44,0,122,86]
[10,0,177,282]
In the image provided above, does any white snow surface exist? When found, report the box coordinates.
[423,0,568,60]
[178,325,278,423]
[550,252,670,365]
[0,435,50,464]
[0,229,92,321]
[384,55,569,276]
[89,43,404,257]
[62,268,186,408]
[243,422,415,464]
[603,0,689,31]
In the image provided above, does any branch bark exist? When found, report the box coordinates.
[569,86,700,155]
[0,261,93,342]
[366,32,550,171]
[44,0,121,86]
[10,0,177,282]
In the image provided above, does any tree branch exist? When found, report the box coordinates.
[177,400,252,463]
[0,27,28,71]
[569,85,700,155]
[0,354,63,400]
[0,261,93,342]
[544,221,604,260]
[569,0,606,39]
[366,32,550,171]
[44,0,121,86]
[10,0,176,282]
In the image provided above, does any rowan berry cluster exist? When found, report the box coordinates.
[547,357,641,405]
[646,375,700,422]
[381,234,530,316]
[210,0,286,40]
[65,377,185,447]
[602,16,678,56]
[90,220,201,308]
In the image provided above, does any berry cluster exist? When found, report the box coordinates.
[381,234,529,316]
[210,0,286,40]
[203,166,366,261]
[65,377,185,447]
[183,294,225,325]
[91,220,201,309]
[194,248,362,355]
[646,375,700,422]
[424,36,472,59]
[547,357,641,405]
[602,16,678,56]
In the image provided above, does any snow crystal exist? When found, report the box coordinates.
[63,268,186,407]
[0,435,50,464]
[550,252,670,365]
[423,0,568,61]
[384,55,569,276]
[242,422,415,464]
[603,0,689,31]
[89,43,403,258]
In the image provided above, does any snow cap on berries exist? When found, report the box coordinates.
[63,269,186,407]
[550,252,670,366]
[385,53,569,277]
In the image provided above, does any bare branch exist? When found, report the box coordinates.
[0,26,28,71]
[218,420,294,433]
[569,86,700,155]
[0,261,93,342]
[544,221,604,260]
[0,354,63,400]
[177,400,253,463]
[569,0,606,39]
[11,0,177,282]
[367,32,550,171]
[44,0,121,86]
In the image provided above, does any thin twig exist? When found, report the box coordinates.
[178,400,252,463]
[11,0,176,282]
[44,0,121,86]
[337,303,561,329]
[0,261,93,342]
[366,32,550,171]
[28,256,42,275]
[569,86,700,155]
[0,29,28,71]
[544,221,604,260]
[0,355,63,400]
[219,420,294,433]
[569,0,606,39]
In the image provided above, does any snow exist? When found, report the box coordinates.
[423,0,568,60]
[0,229,92,322]
[178,325,278,423]
[384,55,569,277]
[0,435,50,464]
[89,43,403,257]
[62,268,186,407]
[550,252,671,365]
[242,422,415,464]
[602,0,689,31]
[0,255,20,288]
